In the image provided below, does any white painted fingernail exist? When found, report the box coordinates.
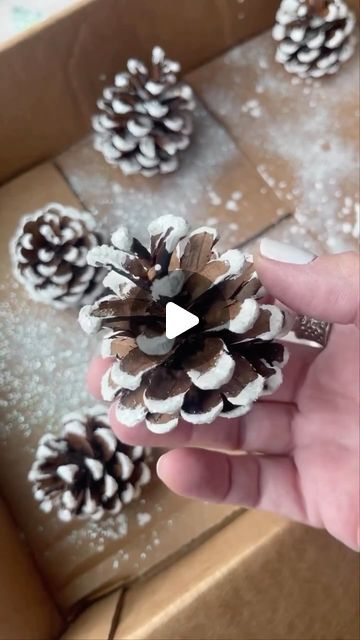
[259,238,315,265]
[156,454,167,478]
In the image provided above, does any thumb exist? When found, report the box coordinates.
[254,239,359,328]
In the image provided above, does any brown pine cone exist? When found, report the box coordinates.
[79,216,291,433]
[10,203,104,309]
[28,406,151,522]
[92,46,195,177]
[273,0,356,78]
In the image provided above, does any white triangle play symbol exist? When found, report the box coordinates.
[166,302,199,340]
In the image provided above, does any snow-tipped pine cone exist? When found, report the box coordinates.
[273,0,356,78]
[10,203,104,309]
[78,216,291,433]
[92,46,195,177]
[28,406,151,522]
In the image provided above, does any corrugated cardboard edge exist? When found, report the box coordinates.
[0,0,280,185]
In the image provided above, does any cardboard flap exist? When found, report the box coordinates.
[114,512,359,640]
[62,510,360,640]
[0,496,63,640]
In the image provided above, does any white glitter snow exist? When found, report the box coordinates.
[194,32,359,254]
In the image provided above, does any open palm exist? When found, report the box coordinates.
[88,250,359,551]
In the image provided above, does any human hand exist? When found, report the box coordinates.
[87,242,359,551]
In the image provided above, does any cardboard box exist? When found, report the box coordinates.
[0,2,359,639]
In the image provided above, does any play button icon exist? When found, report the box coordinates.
[166,302,199,340]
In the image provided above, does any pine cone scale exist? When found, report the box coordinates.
[117,386,149,427]
[180,229,218,273]
[144,367,191,414]
[145,412,179,434]
[222,356,264,406]
[181,388,224,425]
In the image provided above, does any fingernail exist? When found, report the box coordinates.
[156,454,169,480]
[259,238,315,265]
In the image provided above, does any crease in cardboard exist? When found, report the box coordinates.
[108,588,128,640]
[54,157,96,213]
[61,587,128,640]
[60,509,242,612]
[236,211,294,248]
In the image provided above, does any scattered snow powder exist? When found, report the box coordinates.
[206,216,219,225]
[195,32,359,254]
[241,98,263,119]
[137,512,152,527]
[225,200,239,212]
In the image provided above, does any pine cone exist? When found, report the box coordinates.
[10,203,104,309]
[273,0,356,78]
[79,216,291,433]
[92,46,195,177]
[28,406,151,522]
